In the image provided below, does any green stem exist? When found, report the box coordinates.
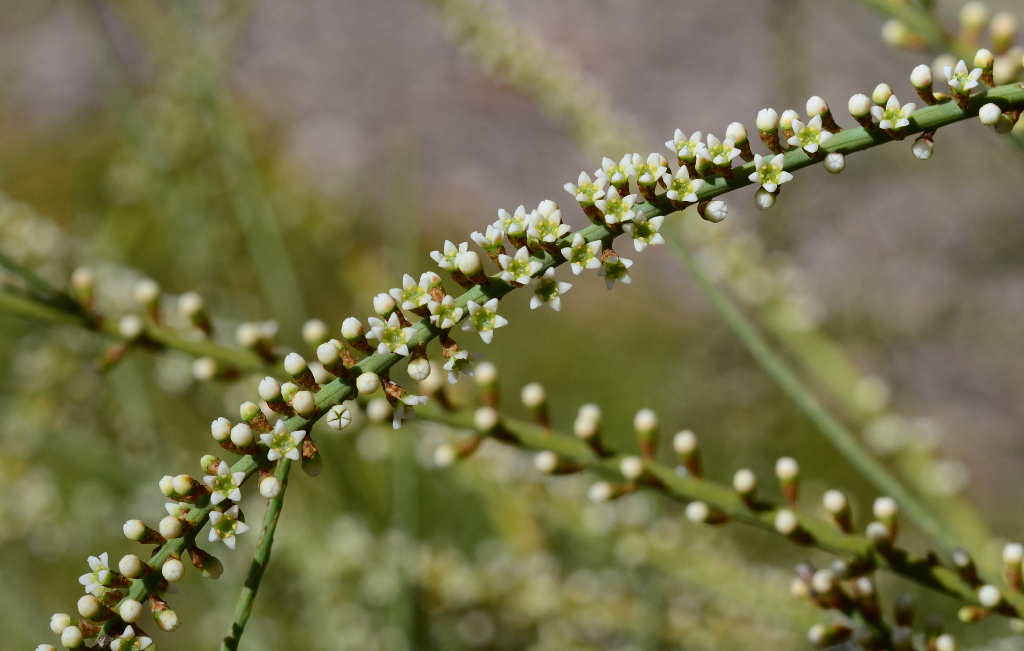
[668,237,959,555]
[220,459,291,651]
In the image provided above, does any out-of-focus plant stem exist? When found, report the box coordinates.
[221,459,291,651]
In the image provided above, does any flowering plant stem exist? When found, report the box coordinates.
[220,459,291,651]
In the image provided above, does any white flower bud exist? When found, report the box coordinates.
[704,200,728,223]
[756,108,779,132]
[192,356,217,382]
[633,408,658,433]
[872,83,893,106]
[848,93,871,118]
[534,451,559,474]
[159,515,183,539]
[979,584,1003,608]
[935,633,957,651]
[790,577,810,600]
[433,443,456,468]
[356,371,381,394]
[210,417,232,442]
[881,19,909,47]
[574,408,600,439]
[685,501,710,523]
[159,475,175,497]
[162,557,185,582]
[236,322,260,348]
[302,318,329,345]
[912,137,934,160]
[1004,543,1024,564]
[325,405,352,431]
[992,12,1017,43]
[811,569,834,593]
[960,1,989,31]
[619,456,644,480]
[51,614,72,635]
[61,625,84,649]
[133,278,160,305]
[865,521,891,544]
[475,361,498,385]
[754,188,776,211]
[975,49,995,69]
[71,267,94,290]
[77,595,101,618]
[521,382,546,408]
[673,430,698,454]
[284,352,307,376]
[726,121,748,143]
[373,293,396,316]
[178,291,204,318]
[910,64,933,89]
[774,457,799,481]
[474,406,499,431]
[156,609,180,632]
[979,102,1001,125]
[366,397,391,424]
[259,475,282,498]
[37,645,57,651]
[779,109,799,130]
[292,390,316,418]
[123,519,147,541]
[316,342,340,366]
[119,599,143,623]
[733,469,757,494]
[457,250,483,277]
[806,96,828,117]
[407,356,431,381]
[774,509,799,535]
[119,554,143,578]
[823,490,848,514]
[823,152,846,174]
[228,422,252,447]
[341,318,364,340]
[172,474,193,496]
[588,481,614,503]
[119,314,144,340]
[259,378,282,402]
[873,496,898,520]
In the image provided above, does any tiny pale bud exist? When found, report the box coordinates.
[673,430,698,454]
[407,357,431,381]
[302,318,329,346]
[774,509,799,535]
[756,108,779,132]
[433,443,456,468]
[974,48,994,68]
[119,554,143,578]
[260,475,282,498]
[733,469,756,494]
[848,93,871,118]
[619,456,644,480]
[910,64,933,89]
[77,595,101,618]
[61,626,84,649]
[258,377,282,401]
[341,317,364,339]
[588,481,614,503]
[873,496,898,520]
[230,423,254,448]
[178,291,204,317]
[51,614,72,635]
[521,382,546,408]
[457,250,483,277]
[119,599,143,623]
[685,501,710,523]
[474,406,500,432]
[872,83,893,106]
[172,474,193,496]
[534,451,558,474]
[633,408,658,433]
[823,152,846,174]
[162,558,185,582]
[156,609,180,632]
[283,352,308,376]
[823,490,848,514]
[475,361,498,385]
[159,515,183,539]
[979,584,1003,608]
[979,102,1001,125]
[211,417,232,442]
[373,293,396,316]
[317,342,340,366]
[754,188,776,211]
[292,390,316,417]
[774,457,799,481]
[356,371,381,394]
[123,519,146,541]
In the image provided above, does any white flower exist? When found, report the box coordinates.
[747,154,792,193]
[260,421,306,461]
[208,505,250,550]
[366,313,417,356]
[598,254,633,289]
[633,153,668,188]
[428,295,464,329]
[787,115,833,153]
[202,461,245,505]
[594,154,637,188]
[559,232,602,275]
[429,240,467,271]
[528,200,571,243]
[943,59,983,93]
[388,274,431,311]
[392,392,428,429]
[593,186,637,225]
[665,130,706,162]
[530,268,572,311]
[443,349,482,384]
[78,553,111,595]
[663,166,706,204]
[705,133,741,166]
[110,626,153,651]
[564,171,608,204]
[622,214,666,252]
[470,224,505,251]
[497,206,529,237]
[870,95,915,130]
[461,298,508,344]
[498,246,543,285]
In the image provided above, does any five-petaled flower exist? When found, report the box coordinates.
[203,461,245,505]
[599,254,633,289]
[559,232,602,275]
[530,268,572,311]
[663,167,706,205]
[366,313,418,356]
[260,421,307,462]
[110,626,153,651]
[633,153,668,193]
[443,349,481,384]
[748,154,793,193]
[388,274,431,312]
[428,295,464,329]
[498,246,544,285]
[391,391,428,429]
[429,240,468,271]
[622,214,666,252]
[462,298,508,344]
[563,171,607,205]
[706,134,741,167]
[497,206,529,239]
[528,200,571,244]
[79,552,112,595]
[944,59,982,94]
[594,155,637,193]
[870,95,916,131]
[665,130,706,166]
[593,186,638,226]
[470,224,505,256]
[787,115,833,154]
[208,505,250,550]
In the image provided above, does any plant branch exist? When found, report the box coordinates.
[220,459,291,651]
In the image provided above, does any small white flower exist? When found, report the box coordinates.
[259,421,307,461]
[388,274,430,311]
[528,200,571,243]
[705,133,741,166]
[663,166,706,204]
[429,240,468,271]
[208,505,250,550]
[559,232,602,275]
[470,224,505,251]
[498,245,543,285]
[392,393,428,429]
[529,268,572,311]
[747,154,792,193]
[443,349,482,384]
[78,552,111,595]
[110,625,153,651]
[462,298,508,344]
[870,95,915,130]
[598,254,633,289]
[594,154,637,188]
[498,206,529,237]
[787,115,833,153]
[593,186,637,225]
[366,312,418,356]
[633,153,668,189]
[665,130,706,163]
[427,294,464,329]
[943,59,983,93]
[202,461,245,505]
[622,214,666,252]
[563,171,608,204]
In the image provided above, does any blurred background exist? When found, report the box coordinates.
[1,0,1024,649]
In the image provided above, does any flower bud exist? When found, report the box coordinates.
[959,2,989,33]
[978,584,1003,608]
[61,625,84,649]
[823,152,846,174]
[619,456,644,480]
[51,614,72,635]
[685,500,710,523]
[119,314,144,340]
[366,397,391,424]
[292,391,316,418]
[284,352,308,376]
[733,468,757,499]
[848,93,871,118]
[119,554,143,578]
[162,558,186,582]
[806,96,828,117]
[316,342,340,366]
[521,382,546,408]
[119,599,143,623]
[474,406,500,432]
[756,108,779,132]
[457,250,483,277]
[407,356,431,381]
[979,103,1001,125]
[872,83,893,106]
[433,443,457,468]
[754,188,776,211]
[159,515,183,539]
[77,595,101,619]
[726,121,748,144]
[341,317,364,340]
[703,200,728,223]
[192,357,217,382]
[155,609,180,632]
[230,423,254,448]
[159,475,175,497]
[373,293,397,316]
[133,278,160,307]
[178,291,204,318]
[259,377,282,402]
[991,12,1017,53]
[534,451,559,474]
[260,475,282,498]
[588,481,614,503]
[302,318,329,346]
[123,519,147,541]
[910,64,933,89]
[325,405,352,431]
[912,134,934,160]
[774,509,799,535]
[356,371,381,395]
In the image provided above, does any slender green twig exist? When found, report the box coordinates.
[668,236,959,555]
[0,250,83,313]
[220,459,291,651]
